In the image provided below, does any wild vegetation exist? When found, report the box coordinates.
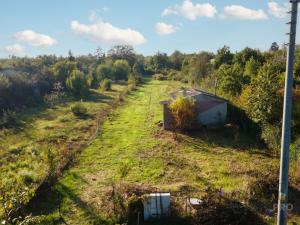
[1,43,300,224]
[169,96,196,130]
[150,44,300,157]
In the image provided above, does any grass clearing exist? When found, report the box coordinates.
[27,80,300,224]
[0,83,127,217]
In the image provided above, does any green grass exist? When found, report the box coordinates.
[27,79,300,225]
[0,83,127,215]
[2,79,300,224]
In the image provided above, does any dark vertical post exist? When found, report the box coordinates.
[277,1,298,224]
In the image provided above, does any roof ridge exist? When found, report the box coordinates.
[169,88,227,102]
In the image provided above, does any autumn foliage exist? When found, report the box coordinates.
[169,96,196,130]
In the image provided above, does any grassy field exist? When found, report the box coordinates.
[25,79,300,225]
[0,83,127,218]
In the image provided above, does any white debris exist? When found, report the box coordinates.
[189,198,203,206]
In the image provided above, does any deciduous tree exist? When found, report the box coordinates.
[246,62,281,124]
[216,63,243,96]
[214,46,233,69]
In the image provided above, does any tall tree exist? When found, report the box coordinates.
[233,47,264,67]
[216,63,244,96]
[170,50,184,70]
[246,62,281,124]
[214,46,233,69]
[95,46,105,63]
[188,52,213,86]
[150,52,170,73]
[107,45,136,66]
[244,57,261,82]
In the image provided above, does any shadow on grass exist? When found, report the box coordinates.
[193,193,267,225]
[3,90,112,132]
[84,90,112,103]
[27,181,110,225]
[183,126,272,157]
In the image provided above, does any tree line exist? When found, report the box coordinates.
[0,45,147,126]
[1,43,300,153]
[149,43,300,154]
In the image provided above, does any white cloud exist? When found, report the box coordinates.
[180,0,217,20]
[155,22,179,36]
[221,5,268,20]
[70,20,146,46]
[15,30,57,47]
[162,7,179,17]
[4,44,24,55]
[268,1,288,18]
[162,0,217,21]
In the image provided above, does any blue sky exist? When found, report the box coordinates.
[0,0,297,57]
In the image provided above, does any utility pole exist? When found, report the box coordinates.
[277,1,299,225]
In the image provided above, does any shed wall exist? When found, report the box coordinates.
[162,95,227,129]
[163,104,174,130]
[197,102,227,126]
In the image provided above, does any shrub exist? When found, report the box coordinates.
[169,96,196,130]
[44,82,65,107]
[66,69,89,97]
[152,73,166,80]
[52,60,78,86]
[167,69,182,81]
[0,179,35,225]
[113,60,130,80]
[96,63,113,84]
[100,79,112,91]
[71,103,88,117]
[261,123,281,153]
